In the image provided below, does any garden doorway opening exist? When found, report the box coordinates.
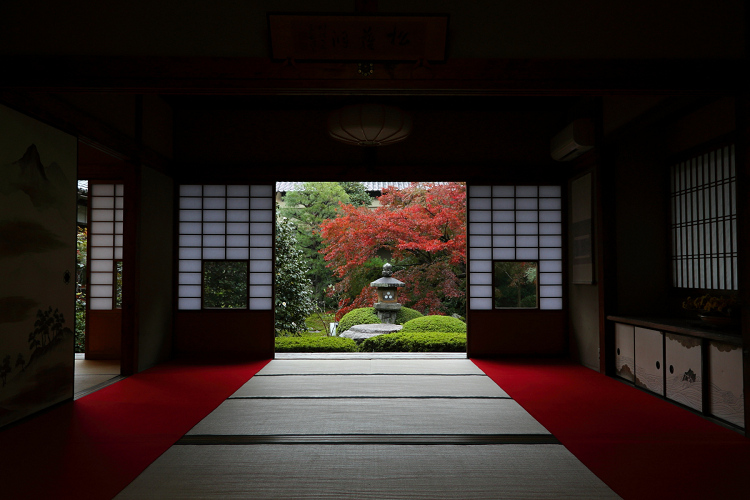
[274,182,467,355]
[74,179,121,397]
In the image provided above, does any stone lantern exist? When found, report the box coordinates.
[370,263,405,324]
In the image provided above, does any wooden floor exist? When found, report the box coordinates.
[114,358,620,499]
[74,354,122,399]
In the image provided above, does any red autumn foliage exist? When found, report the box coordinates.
[320,182,466,320]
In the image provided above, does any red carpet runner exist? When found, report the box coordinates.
[1,358,269,500]
[473,358,750,500]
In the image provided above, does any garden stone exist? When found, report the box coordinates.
[339,323,402,343]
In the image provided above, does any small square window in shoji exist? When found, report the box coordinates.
[178,185,274,310]
[671,144,737,290]
[88,183,124,310]
[468,185,563,310]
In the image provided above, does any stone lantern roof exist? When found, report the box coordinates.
[370,263,405,288]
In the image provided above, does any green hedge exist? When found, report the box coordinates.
[275,336,358,352]
[337,306,423,334]
[400,315,466,333]
[360,331,466,352]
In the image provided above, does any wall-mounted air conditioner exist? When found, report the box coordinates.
[551,118,595,161]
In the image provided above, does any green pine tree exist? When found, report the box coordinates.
[275,217,315,336]
[279,182,351,309]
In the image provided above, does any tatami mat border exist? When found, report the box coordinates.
[177,434,560,446]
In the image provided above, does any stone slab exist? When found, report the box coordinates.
[340,323,402,341]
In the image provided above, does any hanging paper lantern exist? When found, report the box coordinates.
[328,104,412,146]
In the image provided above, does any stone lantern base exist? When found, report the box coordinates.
[374,302,402,324]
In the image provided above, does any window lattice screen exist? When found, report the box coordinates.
[177,184,274,310]
[88,183,124,310]
[467,185,563,310]
[671,144,737,290]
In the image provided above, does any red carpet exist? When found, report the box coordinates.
[473,358,750,500]
[1,358,269,500]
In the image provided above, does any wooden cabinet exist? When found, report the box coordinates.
[610,318,744,430]
[615,323,634,382]
[634,327,664,395]
[665,333,702,412]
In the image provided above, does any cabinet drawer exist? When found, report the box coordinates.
[615,323,635,382]
[635,327,664,395]
[665,334,702,412]
[709,342,745,428]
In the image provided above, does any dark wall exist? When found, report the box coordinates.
[612,97,736,317]
[468,310,566,357]
[175,98,570,172]
[174,311,274,359]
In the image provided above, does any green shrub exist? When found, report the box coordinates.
[401,315,467,333]
[275,336,357,353]
[395,306,423,324]
[337,306,425,334]
[360,331,466,352]
[337,307,379,334]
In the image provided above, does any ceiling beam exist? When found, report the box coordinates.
[0,56,744,95]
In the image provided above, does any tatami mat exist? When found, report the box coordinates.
[231,374,510,398]
[113,359,620,499]
[114,444,620,499]
[187,398,549,436]
[256,359,485,375]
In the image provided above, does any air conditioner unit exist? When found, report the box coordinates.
[551,118,595,161]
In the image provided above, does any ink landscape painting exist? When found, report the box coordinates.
[0,104,77,428]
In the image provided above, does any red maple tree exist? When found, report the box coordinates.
[320,182,466,319]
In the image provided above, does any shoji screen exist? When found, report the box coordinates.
[88,183,124,310]
[177,184,274,310]
[467,185,563,310]
[671,144,737,290]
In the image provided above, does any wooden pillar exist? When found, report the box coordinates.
[120,162,140,375]
[593,97,617,375]
[736,91,750,436]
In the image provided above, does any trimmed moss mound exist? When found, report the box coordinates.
[400,315,467,333]
[337,306,424,334]
[395,306,423,324]
[337,307,379,334]
[275,336,357,352]
[360,331,466,352]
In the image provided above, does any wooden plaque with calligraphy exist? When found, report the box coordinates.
[268,14,449,62]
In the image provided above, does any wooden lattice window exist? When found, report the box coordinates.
[670,144,737,290]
